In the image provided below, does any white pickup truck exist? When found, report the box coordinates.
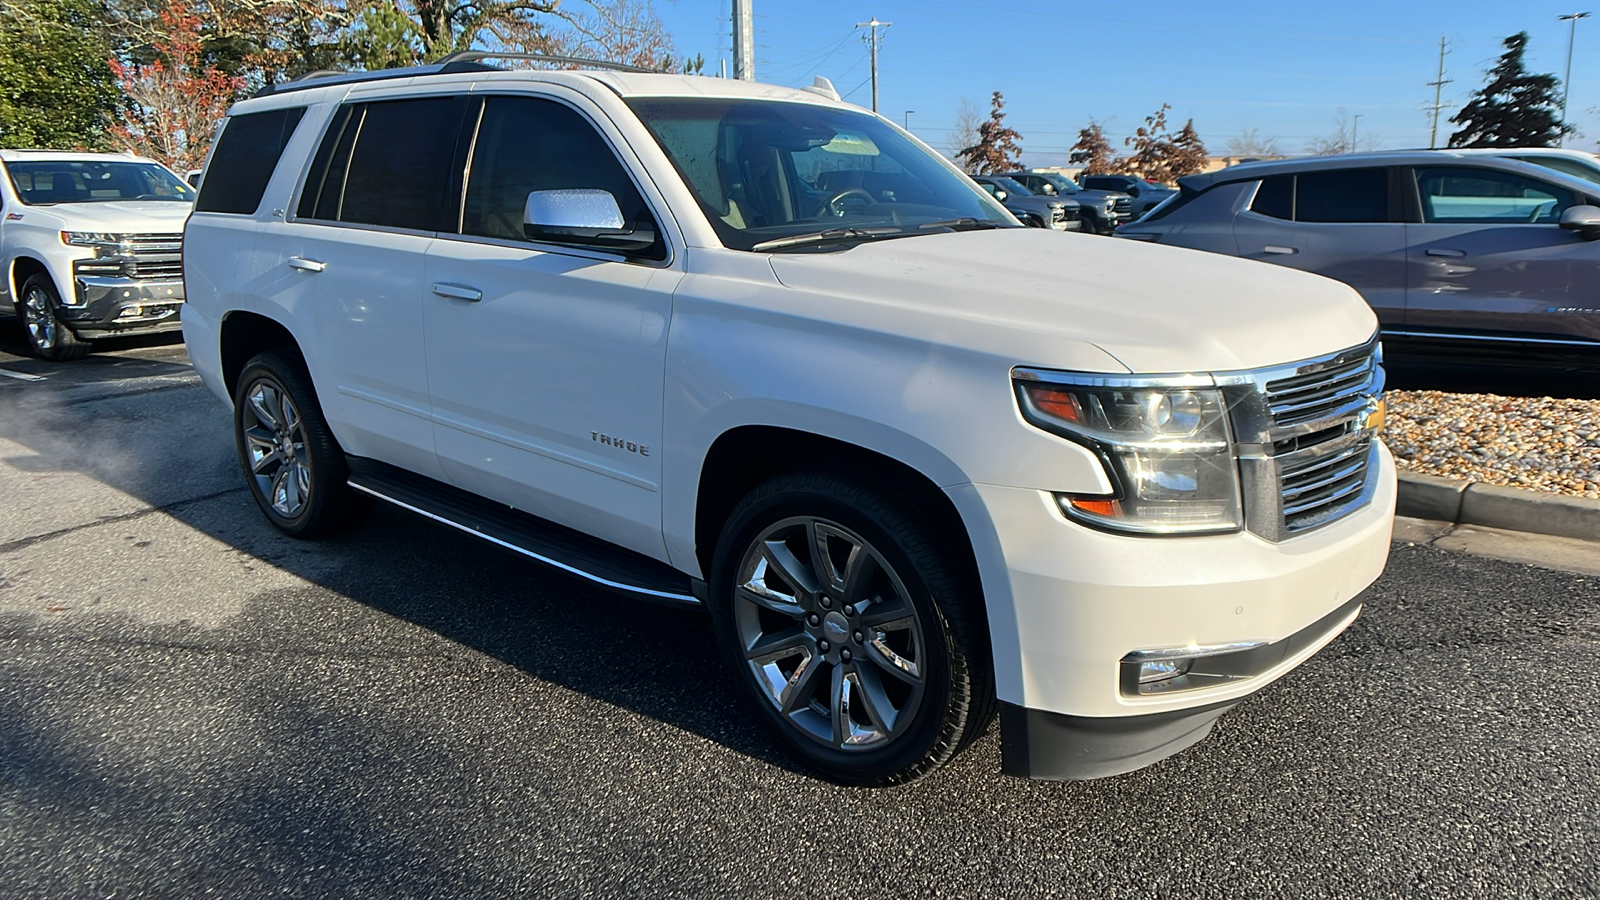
[183,57,1396,785]
[0,150,193,360]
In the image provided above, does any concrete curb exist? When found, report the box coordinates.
[1395,471,1600,543]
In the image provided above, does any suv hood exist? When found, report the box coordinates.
[766,228,1376,373]
[32,201,191,232]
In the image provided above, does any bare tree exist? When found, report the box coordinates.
[1068,119,1116,174]
[1304,109,1379,155]
[1226,128,1280,158]
[948,96,982,172]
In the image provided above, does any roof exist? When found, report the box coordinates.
[1176,149,1600,195]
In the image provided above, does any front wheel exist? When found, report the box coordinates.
[18,274,89,361]
[233,350,368,538]
[709,470,994,786]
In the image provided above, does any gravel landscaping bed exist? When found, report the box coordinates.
[1383,389,1600,499]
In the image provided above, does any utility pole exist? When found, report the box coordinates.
[1560,12,1590,146]
[857,17,891,113]
[1427,35,1452,148]
[1351,114,1362,153]
[733,0,754,81]
[903,110,914,130]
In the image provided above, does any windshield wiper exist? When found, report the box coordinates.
[751,226,907,252]
[916,217,1009,232]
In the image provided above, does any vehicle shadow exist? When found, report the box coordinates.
[0,373,811,779]
[0,314,190,382]
[1384,342,1600,401]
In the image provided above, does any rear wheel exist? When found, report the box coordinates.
[710,469,994,786]
[18,274,89,361]
[233,350,368,538]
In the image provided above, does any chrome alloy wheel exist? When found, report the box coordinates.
[241,378,311,518]
[21,284,57,352]
[733,516,927,751]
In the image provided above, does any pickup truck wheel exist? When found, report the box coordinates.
[234,351,368,538]
[18,274,89,361]
[710,470,992,786]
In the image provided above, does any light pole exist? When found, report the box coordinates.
[1351,114,1363,152]
[903,110,914,130]
[1560,12,1590,146]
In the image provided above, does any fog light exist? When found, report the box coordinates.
[1138,659,1192,685]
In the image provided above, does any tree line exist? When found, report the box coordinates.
[948,29,1574,184]
[0,0,695,170]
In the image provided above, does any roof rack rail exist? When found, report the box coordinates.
[432,50,655,74]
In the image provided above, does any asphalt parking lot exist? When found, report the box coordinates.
[2,332,1598,898]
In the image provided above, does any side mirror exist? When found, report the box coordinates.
[523,189,656,252]
[1559,204,1600,241]
[994,189,1008,201]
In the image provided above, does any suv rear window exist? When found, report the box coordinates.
[297,97,467,230]
[1245,168,1391,223]
[195,107,306,214]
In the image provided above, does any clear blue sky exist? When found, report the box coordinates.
[653,0,1600,166]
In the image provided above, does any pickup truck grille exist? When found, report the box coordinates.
[1228,340,1383,540]
[121,233,184,280]
[1112,197,1132,214]
[1056,205,1079,222]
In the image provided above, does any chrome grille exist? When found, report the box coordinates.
[1113,197,1132,214]
[121,233,183,280]
[1225,339,1383,541]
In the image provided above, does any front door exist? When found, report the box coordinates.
[423,93,679,561]
[1404,165,1600,342]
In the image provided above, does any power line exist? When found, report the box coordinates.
[856,17,890,113]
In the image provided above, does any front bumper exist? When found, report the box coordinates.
[951,442,1396,777]
[64,277,185,338]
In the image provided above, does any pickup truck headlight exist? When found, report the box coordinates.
[61,231,126,250]
[1015,374,1242,535]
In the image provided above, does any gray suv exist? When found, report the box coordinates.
[1116,151,1600,354]
[971,175,1081,230]
[1078,174,1178,218]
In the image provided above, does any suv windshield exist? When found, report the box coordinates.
[1036,173,1081,194]
[627,98,1015,251]
[5,160,194,205]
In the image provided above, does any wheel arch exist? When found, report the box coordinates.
[219,310,304,399]
[9,255,53,301]
[693,425,987,620]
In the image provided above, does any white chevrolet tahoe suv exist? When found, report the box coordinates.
[1,150,194,360]
[183,56,1396,785]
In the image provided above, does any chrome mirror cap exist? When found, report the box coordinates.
[523,189,626,230]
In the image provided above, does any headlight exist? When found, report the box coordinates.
[1015,373,1242,535]
[61,231,126,249]
[1103,198,1117,210]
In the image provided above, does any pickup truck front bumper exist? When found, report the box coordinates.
[65,275,184,339]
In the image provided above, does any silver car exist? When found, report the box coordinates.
[1116,150,1600,353]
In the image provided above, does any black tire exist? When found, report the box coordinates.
[1078,213,1102,236]
[17,273,89,361]
[709,469,995,786]
[233,350,369,538]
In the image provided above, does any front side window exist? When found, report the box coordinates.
[297,97,466,230]
[1416,166,1574,224]
[5,160,193,205]
[459,95,661,257]
[627,98,1014,251]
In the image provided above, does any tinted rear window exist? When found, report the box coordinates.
[195,107,306,214]
[1294,168,1389,223]
[1250,174,1293,219]
[296,97,466,230]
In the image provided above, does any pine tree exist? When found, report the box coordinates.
[1168,119,1208,180]
[1068,120,1116,174]
[1448,31,1571,148]
[957,91,1023,175]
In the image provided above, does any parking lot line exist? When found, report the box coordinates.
[0,367,45,382]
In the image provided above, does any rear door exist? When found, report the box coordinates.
[263,91,470,480]
[1403,164,1600,342]
[1231,167,1407,327]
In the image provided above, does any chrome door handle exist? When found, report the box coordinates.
[1263,245,1298,255]
[1426,248,1467,258]
[431,282,482,302]
[287,257,326,273]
